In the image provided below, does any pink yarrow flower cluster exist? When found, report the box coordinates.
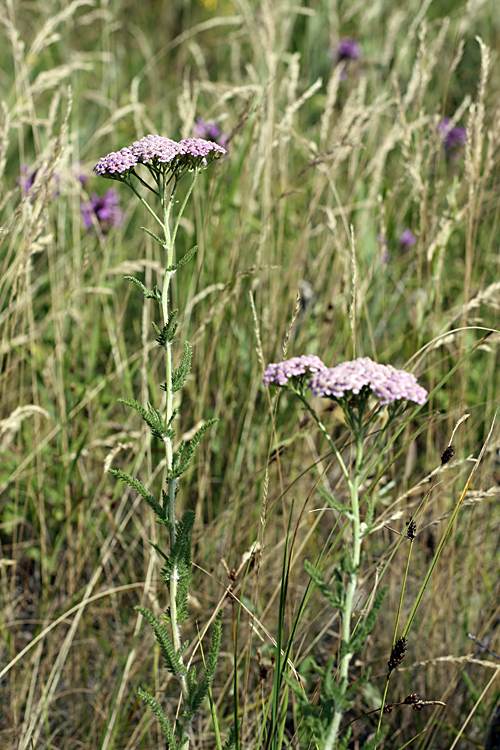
[262,355,327,387]
[93,134,226,177]
[263,355,427,406]
[309,357,427,405]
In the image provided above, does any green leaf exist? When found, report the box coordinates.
[118,398,173,441]
[153,309,180,347]
[304,559,344,610]
[123,275,162,301]
[344,586,388,656]
[317,486,354,520]
[135,605,188,677]
[109,468,164,519]
[222,723,240,750]
[161,511,195,623]
[187,610,223,717]
[138,687,179,750]
[170,419,218,480]
[165,245,198,273]
[172,341,193,393]
[141,226,165,246]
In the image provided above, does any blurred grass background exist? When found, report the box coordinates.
[1,0,500,747]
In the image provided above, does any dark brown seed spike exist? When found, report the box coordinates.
[441,445,455,465]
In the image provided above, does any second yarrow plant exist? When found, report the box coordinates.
[94,134,227,750]
[262,355,438,749]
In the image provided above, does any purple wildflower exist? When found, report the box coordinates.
[309,357,427,406]
[400,229,417,249]
[336,37,362,62]
[81,188,124,231]
[263,355,327,387]
[437,118,467,158]
[18,166,39,197]
[194,118,229,150]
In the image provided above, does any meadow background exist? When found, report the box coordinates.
[1,0,500,747]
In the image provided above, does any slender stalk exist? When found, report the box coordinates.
[159,171,193,747]
[324,434,363,750]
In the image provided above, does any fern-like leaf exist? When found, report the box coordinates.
[317,486,354,520]
[172,341,193,393]
[135,605,188,678]
[165,245,198,273]
[344,585,387,656]
[138,687,179,750]
[170,419,218,480]
[187,610,222,716]
[123,275,159,300]
[161,511,195,623]
[222,722,240,750]
[109,468,164,519]
[304,559,344,610]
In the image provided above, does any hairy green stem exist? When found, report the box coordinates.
[324,435,363,750]
[159,171,196,749]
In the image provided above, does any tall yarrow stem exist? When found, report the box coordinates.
[95,135,226,750]
[263,355,428,748]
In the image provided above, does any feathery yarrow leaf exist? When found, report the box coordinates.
[118,398,171,440]
[161,511,195,624]
[172,341,193,393]
[123,275,160,300]
[187,610,223,717]
[109,468,164,519]
[141,226,165,246]
[155,309,180,347]
[135,606,188,677]
[222,723,240,750]
[165,245,198,273]
[304,559,344,610]
[138,688,179,750]
[170,419,218,479]
[343,586,387,656]
[317,486,354,519]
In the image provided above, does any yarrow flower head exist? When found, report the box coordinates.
[262,355,327,388]
[308,357,427,406]
[93,135,226,179]
[81,188,124,231]
[131,134,181,166]
[93,146,139,177]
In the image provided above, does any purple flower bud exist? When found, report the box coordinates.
[400,229,417,248]
[194,118,229,151]
[437,118,467,158]
[18,166,38,197]
[336,38,362,62]
[81,188,124,231]
[308,357,427,406]
[263,355,327,387]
